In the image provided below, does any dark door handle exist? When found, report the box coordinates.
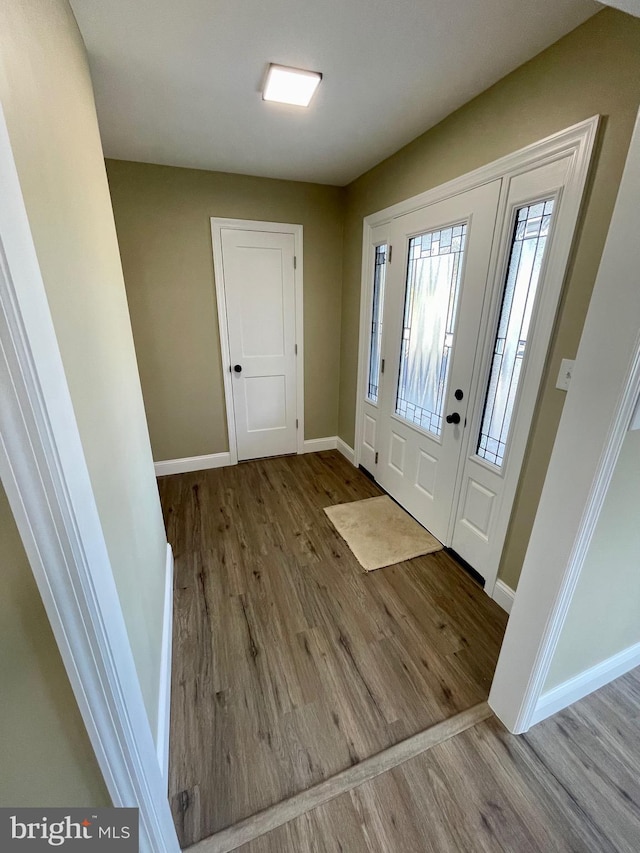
[446,412,461,425]
[233,364,242,373]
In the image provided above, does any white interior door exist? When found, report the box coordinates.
[374,181,502,543]
[219,226,298,461]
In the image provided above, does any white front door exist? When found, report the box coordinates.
[218,226,298,461]
[358,124,596,592]
[374,182,502,543]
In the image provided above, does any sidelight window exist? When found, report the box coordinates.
[367,244,387,403]
[477,199,555,466]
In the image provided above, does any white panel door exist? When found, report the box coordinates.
[375,181,502,543]
[220,227,297,460]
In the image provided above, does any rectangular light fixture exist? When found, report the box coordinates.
[263,64,322,107]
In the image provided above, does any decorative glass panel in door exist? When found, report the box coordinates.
[367,244,387,404]
[396,224,467,436]
[476,199,555,466]
[374,180,502,544]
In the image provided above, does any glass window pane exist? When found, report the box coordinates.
[367,244,387,403]
[395,223,467,436]
[476,198,555,467]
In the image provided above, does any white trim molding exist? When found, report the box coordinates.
[492,580,516,615]
[301,437,356,464]
[0,105,179,850]
[358,116,598,233]
[302,437,337,453]
[157,544,174,791]
[531,641,640,727]
[336,438,356,466]
[155,452,232,477]
[489,107,640,733]
[155,440,353,475]
[210,218,305,460]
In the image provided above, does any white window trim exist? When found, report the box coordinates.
[210,218,305,461]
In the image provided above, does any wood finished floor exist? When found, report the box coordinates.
[228,668,640,853]
[159,451,508,847]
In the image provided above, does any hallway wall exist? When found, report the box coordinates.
[545,427,640,689]
[0,0,168,738]
[0,482,109,807]
[107,161,345,461]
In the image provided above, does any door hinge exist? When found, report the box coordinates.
[296,418,299,429]
[295,343,298,355]
[381,358,385,374]
[388,245,393,263]
[375,452,379,464]
[294,256,297,270]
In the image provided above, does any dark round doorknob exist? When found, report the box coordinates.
[446,412,461,425]
[454,388,464,401]
[233,364,242,373]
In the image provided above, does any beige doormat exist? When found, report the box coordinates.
[324,495,443,572]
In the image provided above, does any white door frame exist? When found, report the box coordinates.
[0,106,179,851]
[355,116,598,599]
[489,106,640,733]
[211,218,304,462]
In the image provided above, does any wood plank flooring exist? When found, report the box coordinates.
[222,668,640,853]
[159,451,508,848]
[188,704,492,853]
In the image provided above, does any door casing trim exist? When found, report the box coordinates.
[490,106,640,731]
[211,218,304,462]
[354,116,599,597]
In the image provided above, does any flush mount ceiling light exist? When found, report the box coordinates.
[262,64,322,107]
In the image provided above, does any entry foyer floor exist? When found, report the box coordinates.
[159,450,508,848]
[226,668,640,853]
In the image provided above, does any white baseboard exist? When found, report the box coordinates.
[302,437,338,453]
[156,544,174,791]
[530,640,640,728]
[154,451,232,477]
[336,437,356,466]
[156,439,353,472]
[492,579,516,614]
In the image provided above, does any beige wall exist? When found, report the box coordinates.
[338,8,640,589]
[106,160,345,461]
[0,0,167,736]
[0,482,109,806]
[545,428,640,689]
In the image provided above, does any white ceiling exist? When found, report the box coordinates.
[598,0,640,16]
[70,0,600,186]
